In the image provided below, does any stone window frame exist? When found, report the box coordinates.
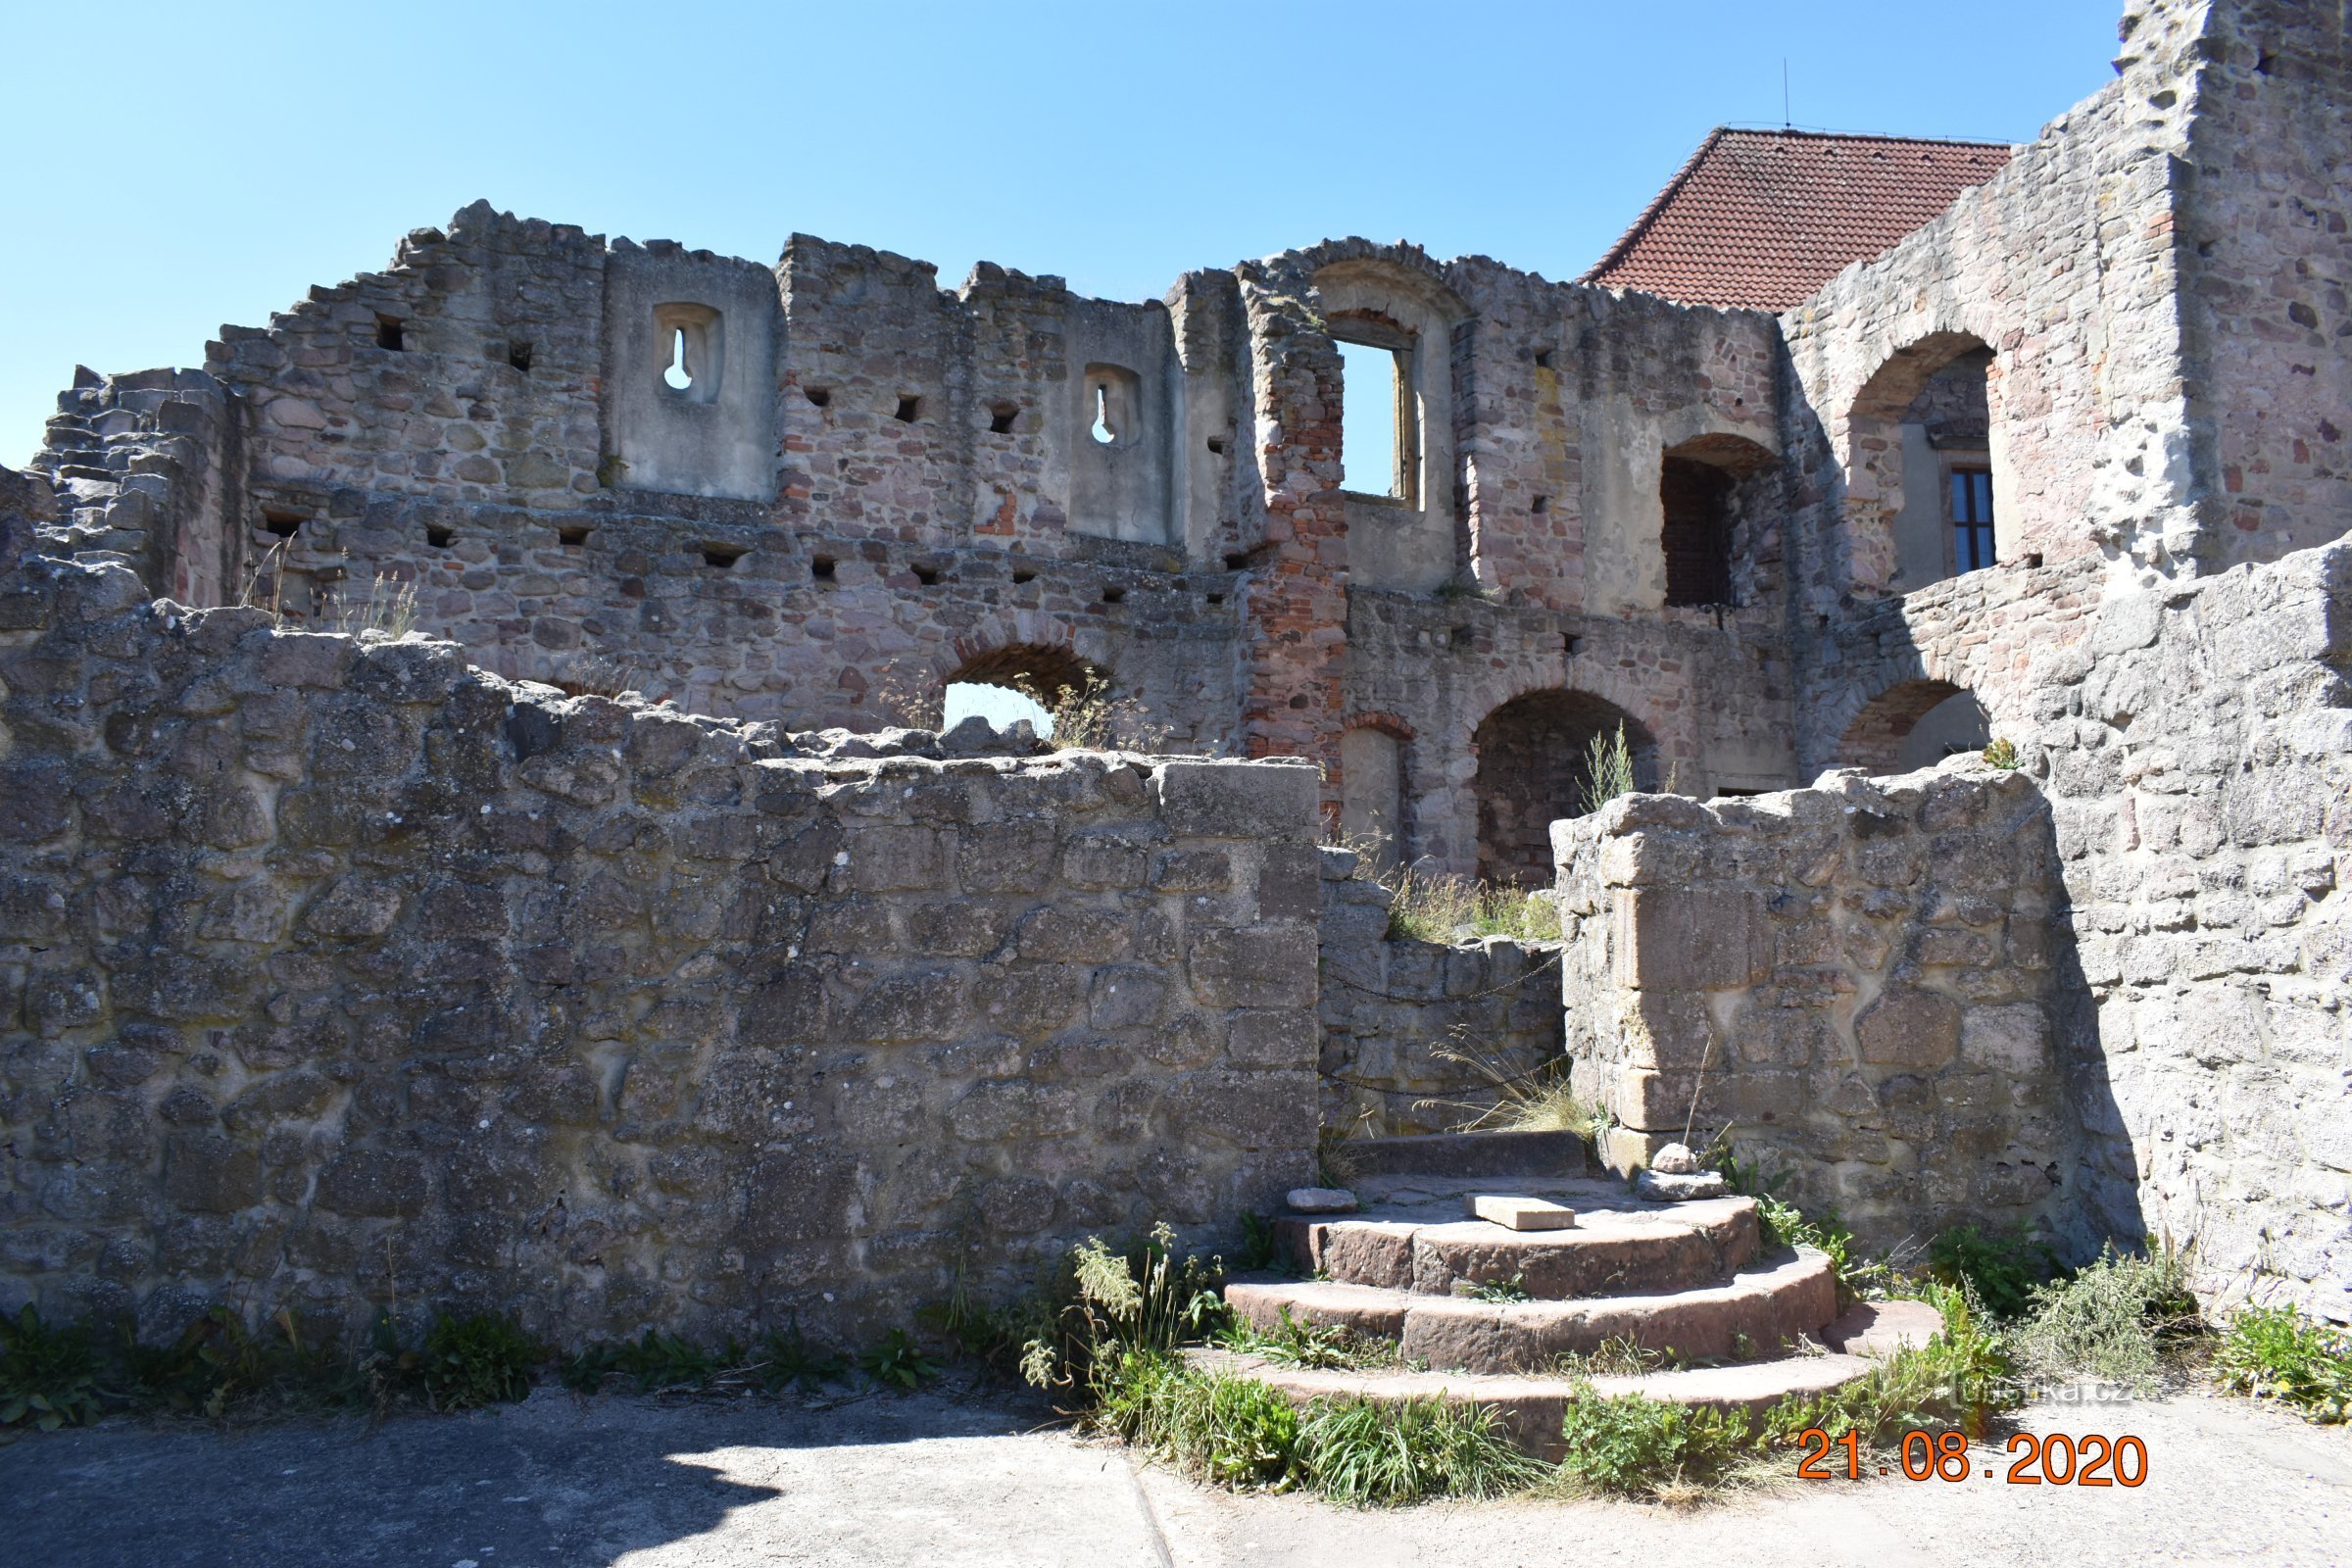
[652,302,724,406]
[1329,312,1420,510]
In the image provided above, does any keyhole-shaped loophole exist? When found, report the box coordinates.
[1090,384,1115,445]
[663,326,694,391]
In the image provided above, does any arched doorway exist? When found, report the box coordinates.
[1838,679,1990,774]
[1472,691,1656,887]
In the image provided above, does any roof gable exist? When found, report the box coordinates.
[1581,128,2016,311]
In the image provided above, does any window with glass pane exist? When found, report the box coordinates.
[1949,466,1995,572]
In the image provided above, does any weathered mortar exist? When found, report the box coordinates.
[0,527,1320,1346]
[1552,763,2071,1252]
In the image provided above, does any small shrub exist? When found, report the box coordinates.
[420,1312,541,1410]
[1983,737,2021,769]
[0,1305,103,1433]
[859,1328,942,1393]
[1025,1224,1225,1401]
[1304,1396,1547,1506]
[1556,1388,1749,1496]
[124,1305,379,1418]
[1100,1350,1304,1490]
[2216,1304,2352,1424]
[2012,1246,2200,1391]
[1581,723,1638,815]
[1930,1223,2062,1320]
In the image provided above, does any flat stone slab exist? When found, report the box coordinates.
[1637,1168,1729,1200]
[1821,1297,1944,1357]
[1465,1194,1577,1230]
[1285,1187,1357,1213]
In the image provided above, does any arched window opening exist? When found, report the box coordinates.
[1837,679,1990,775]
[652,302,722,405]
[1847,335,1997,596]
[1472,691,1656,888]
[944,645,1105,744]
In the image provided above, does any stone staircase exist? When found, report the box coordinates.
[1195,1132,1939,1461]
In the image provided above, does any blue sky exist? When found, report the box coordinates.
[0,1,2121,465]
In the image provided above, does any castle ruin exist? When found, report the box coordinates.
[2,0,2346,1360]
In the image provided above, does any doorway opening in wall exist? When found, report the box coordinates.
[1335,322,1414,503]
[1837,678,1991,774]
[1658,433,1773,608]
[1471,690,1656,887]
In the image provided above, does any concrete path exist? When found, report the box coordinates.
[3,1379,2346,1566]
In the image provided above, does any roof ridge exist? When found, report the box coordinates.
[1710,125,2016,151]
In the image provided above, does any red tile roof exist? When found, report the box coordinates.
[1580,128,2016,311]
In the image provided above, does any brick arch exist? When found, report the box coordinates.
[1839,330,2000,597]
[1343,710,1416,742]
[1834,677,1985,774]
[1470,688,1658,888]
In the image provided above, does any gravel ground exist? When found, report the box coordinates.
[2,1378,2344,1566]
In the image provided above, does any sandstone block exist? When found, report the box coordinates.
[1856,986,1962,1068]
[1155,760,1318,841]
[1465,1194,1576,1230]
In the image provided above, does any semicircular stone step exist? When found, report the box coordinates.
[1278,1190,1759,1298]
[1183,1344,1882,1463]
[1227,1246,1838,1372]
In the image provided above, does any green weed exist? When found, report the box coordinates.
[2215,1304,2352,1424]
[1456,1274,1532,1303]
[859,1328,942,1393]
[1930,1223,2063,1320]
[419,1312,541,1410]
[1556,1387,1751,1497]
[0,1305,103,1432]
[1303,1396,1548,1506]
[1581,722,1639,815]
[1383,866,1561,943]
[1218,1308,1397,1371]
[751,1323,851,1394]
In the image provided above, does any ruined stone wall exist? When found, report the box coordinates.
[2174,0,2352,566]
[1587,531,2351,1314]
[1779,32,2201,598]
[1315,848,1563,1138]
[0,518,1321,1345]
[28,210,1805,865]
[1552,763,2070,1253]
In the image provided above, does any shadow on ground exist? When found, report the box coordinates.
[0,1379,1159,1568]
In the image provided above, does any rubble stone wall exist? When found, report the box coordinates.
[1316,849,1564,1138]
[0,526,1321,1346]
[1553,764,2071,1253]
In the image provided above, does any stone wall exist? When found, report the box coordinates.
[1316,849,1564,1138]
[1553,763,2070,1252]
[0,518,1321,1346]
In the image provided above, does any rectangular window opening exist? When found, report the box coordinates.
[913,564,941,586]
[1011,566,1036,585]
[1531,495,1548,514]
[375,316,406,352]
[425,524,454,549]
[805,385,832,408]
[811,556,837,582]
[1337,339,1409,501]
[988,404,1018,434]
[507,340,533,373]
[558,524,591,548]
[260,510,306,540]
[1949,466,1996,573]
[1102,585,1126,605]
[894,395,921,423]
[702,544,745,569]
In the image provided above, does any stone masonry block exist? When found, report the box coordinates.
[1155,760,1317,841]
[1189,926,1315,1008]
[1612,886,1770,991]
[1856,986,1961,1069]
